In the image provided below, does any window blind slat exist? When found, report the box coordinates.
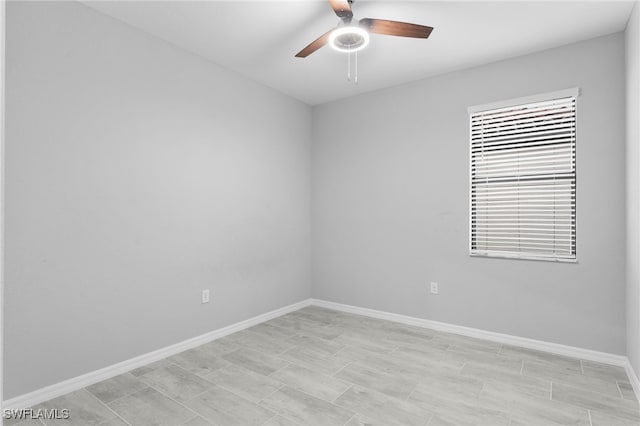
[472,133,575,151]
[471,127,575,144]
[472,147,574,161]
[471,98,573,120]
[471,114,575,131]
[471,116,575,135]
[470,174,575,184]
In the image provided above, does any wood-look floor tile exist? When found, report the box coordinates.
[247,323,297,340]
[297,324,343,341]
[86,373,146,404]
[479,375,551,403]
[378,325,436,349]
[181,415,213,426]
[285,334,345,356]
[335,362,418,399]
[551,382,640,422]
[391,337,451,354]
[184,386,275,426]
[233,330,297,355]
[581,359,630,382]
[108,387,195,426]
[222,348,289,376]
[335,346,438,381]
[380,322,437,339]
[460,359,523,384]
[481,383,590,425]
[332,334,396,354]
[197,337,242,358]
[430,332,502,354]
[277,346,351,375]
[265,314,319,333]
[336,327,390,344]
[262,415,299,426]
[500,345,582,370]
[334,385,431,426]
[522,357,582,376]
[270,363,351,401]
[271,316,343,341]
[590,409,640,426]
[446,347,523,372]
[96,417,129,426]
[129,358,172,377]
[344,414,389,426]
[32,390,116,426]
[205,364,282,403]
[509,408,589,426]
[620,381,639,401]
[7,419,46,426]
[391,346,466,373]
[139,364,213,402]
[260,386,354,426]
[423,401,510,426]
[168,347,230,377]
[522,359,622,398]
[335,345,396,362]
[408,374,484,408]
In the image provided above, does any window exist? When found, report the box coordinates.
[469,90,577,262]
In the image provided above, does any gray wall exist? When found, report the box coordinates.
[627,1,640,375]
[5,1,311,398]
[312,33,627,354]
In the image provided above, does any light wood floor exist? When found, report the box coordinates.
[9,305,640,426]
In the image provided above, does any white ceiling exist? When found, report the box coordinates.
[83,1,636,105]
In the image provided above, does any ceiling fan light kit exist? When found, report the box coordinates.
[328,26,369,53]
[295,0,433,84]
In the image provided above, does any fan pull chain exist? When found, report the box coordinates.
[346,50,358,84]
[354,51,358,84]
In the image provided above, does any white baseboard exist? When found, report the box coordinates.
[311,298,632,368]
[3,299,313,410]
[624,359,640,402]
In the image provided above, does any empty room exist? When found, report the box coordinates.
[2,0,640,425]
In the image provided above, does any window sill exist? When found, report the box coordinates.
[469,252,578,263]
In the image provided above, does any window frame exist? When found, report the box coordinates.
[468,88,579,263]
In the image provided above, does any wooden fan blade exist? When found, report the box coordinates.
[359,18,433,38]
[295,29,333,58]
[328,0,353,19]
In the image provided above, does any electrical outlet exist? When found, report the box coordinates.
[202,289,210,304]
[430,282,439,295]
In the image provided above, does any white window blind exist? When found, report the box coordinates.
[470,94,576,261]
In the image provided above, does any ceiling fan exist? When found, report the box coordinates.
[295,0,434,58]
